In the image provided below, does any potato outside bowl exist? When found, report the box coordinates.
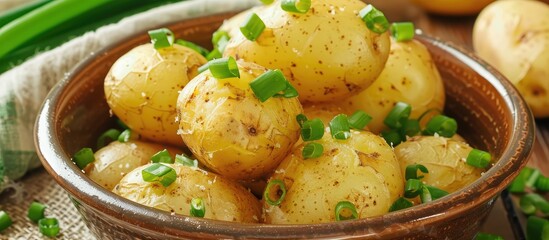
[34,12,534,239]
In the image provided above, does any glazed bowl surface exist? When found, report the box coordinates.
[34,12,534,240]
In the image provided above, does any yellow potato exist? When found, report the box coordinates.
[264,130,403,224]
[84,140,181,190]
[411,0,494,15]
[473,0,549,118]
[223,0,391,103]
[176,60,302,180]
[394,136,484,193]
[344,38,445,134]
[114,164,261,223]
[104,44,207,146]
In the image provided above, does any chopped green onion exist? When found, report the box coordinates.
[260,0,274,4]
[175,39,209,57]
[142,163,177,187]
[404,179,423,198]
[117,129,136,142]
[420,185,432,203]
[198,63,209,74]
[475,232,504,240]
[335,201,358,221]
[417,108,442,125]
[175,154,198,167]
[425,185,449,200]
[0,211,12,232]
[405,164,429,180]
[250,69,297,102]
[329,114,352,140]
[301,118,325,141]
[466,149,491,168]
[520,193,549,215]
[190,198,206,218]
[401,119,420,137]
[273,83,299,98]
[526,168,542,189]
[73,148,95,169]
[208,57,240,79]
[381,129,403,146]
[388,197,413,212]
[240,13,266,41]
[359,5,389,34]
[151,149,173,164]
[536,176,549,192]
[423,115,457,138]
[281,0,311,14]
[148,28,174,49]
[206,48,222,61]
[508,167,535,193]
[212,30,230,48]
[28,201,46,223]
[302,142,324,159]
[38,217,60,237]
[348,110,372,130]
[264,179,287,206]
[527,216,549,240]
[96,128,121,149]
[384,102,411,129]
[296,114,308,128]
[390,22,415,42]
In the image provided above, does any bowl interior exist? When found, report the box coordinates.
[35,12,534,239]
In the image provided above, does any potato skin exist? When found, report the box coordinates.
[113,164,261,223]
[223,0,391,103]
[473,0,549,118]
[411,0,494,15]
[344,39,445,134]
[85,140,181,190]
[104,44,207,146]
[176,60,302,180]
[264,130,403,224]
[394,136,484,193]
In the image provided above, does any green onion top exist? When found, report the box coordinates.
[329,114,351,140]
[175,39,210,57]
[359,5,389,34]
[405,164,429,180]
[0,211,12,232]
[466,149,491,168]
[404,179,423,198]
[264,179,287,206]
[302,142,324,159]
[73,148,95,170]
[190,198,206,218]
[388,197,413,212]
[281,0,311,14]
[301,118,325,141]
[508,167,535,193]
[335,201,358,221]
[28,201,46,223]
[348,110,372,130]
[207,57,240,79]
[142,163,177,187]
[250,69,298,102]
[381,129,403,147]
[296,114,308,128]
[175,154,198,168]
[38,217,60,238]
[390,22,415,42]
[240,13,266,41]
[423,114,457,138]
[151,149,173,164]
[96,128,121,149]
[384,102,411,129]
[527,216,549,240]
[148,28,174,49]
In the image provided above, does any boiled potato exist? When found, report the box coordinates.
[223,0,391,103]
[394,136,484,193]
[411,0,494,16]
[473,0,549,118]
[264,130,403,224]
[104,44,207,146]
[84,140,181,190]
[114,164,261,223]
[344,38,445,134]
[176,60,302,180]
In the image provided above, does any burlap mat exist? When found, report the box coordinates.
[0,169,93,239]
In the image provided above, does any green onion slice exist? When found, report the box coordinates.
[175,154,198,168]
[250,69,297,102]
[302,142,324,159]
[206,48,222,61]
[28,201,46,223]
[38,218,60,237]
[198,63,209,74]
[118,129,138,143]
[536,176,549,192]
[420,185,432,203]
[208,57,240,79]
[329,114,352,140]
[190,198,206,218]
[520,193,549,215]
[142,163,177,187]
[148,28,174,49]
[96,128,121,149]
[359,4,389,34]
[423,115,457,138]
[0,211,12,232]
[527,216,549,240]
[466,149,491,168]
[381,129,403,147]
[390,22,415,42]
[526,168,541,189]
[335,201,358,221]
[301,118,325,141]
[475,232,504,240]
[401,119,420,137]
[175,39,210,57]
[388,197,413,212]
[384,102,411,129]
[405,164,429,180]
[281,0,311,14]
[212,30,230,49]
[348,110,372,130]
[404,179,423,198]
[260,0,274,4]
[425,185,449,200]
[273,82,299,98]
[264,179,287,206]
[296,114,308,128]
[73,148,95,170]
[508,167,535,193]
[151,149,173,164]
[240,13,266,41]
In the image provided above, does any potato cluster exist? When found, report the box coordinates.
[85,0,490,225]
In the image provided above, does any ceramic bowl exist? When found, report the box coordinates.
[34,12,534,239]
